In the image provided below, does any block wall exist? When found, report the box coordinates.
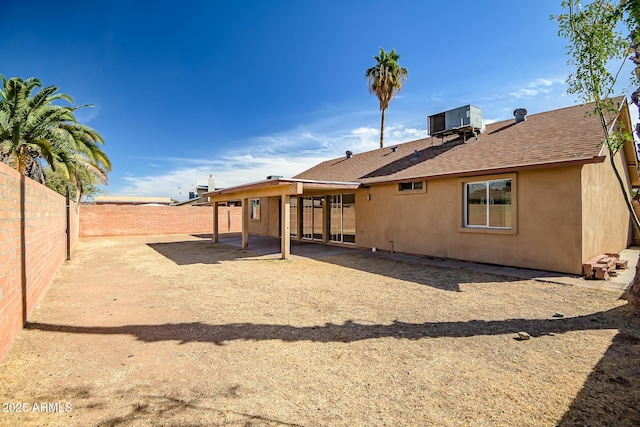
[79,205,242,237]
[0,161,78,361]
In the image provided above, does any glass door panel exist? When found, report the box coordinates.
[312,196,324,240]
[342,194,356,244]
[290,197,298,237]
[329,195,342,242]
[302,197,313,239]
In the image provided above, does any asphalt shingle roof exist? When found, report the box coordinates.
[294,99,622,184]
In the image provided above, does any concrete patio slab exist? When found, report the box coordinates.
[215,234,638,294]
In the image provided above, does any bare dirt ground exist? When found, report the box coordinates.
[1,234,639,426]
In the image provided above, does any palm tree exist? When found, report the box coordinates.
[0,75,111,199]
[365,48,408,148]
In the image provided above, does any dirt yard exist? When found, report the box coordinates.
[1,234,639,426]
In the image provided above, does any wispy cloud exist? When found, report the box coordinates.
[108,75,575,201]
[74,105,101,123]
[111,122,429,201]
[508,77,565,99]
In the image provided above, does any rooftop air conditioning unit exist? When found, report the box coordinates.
[428,105,483,137]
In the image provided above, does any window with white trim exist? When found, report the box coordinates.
[398,181,424,191]
[464,179,512,228]
[251,198,260,220]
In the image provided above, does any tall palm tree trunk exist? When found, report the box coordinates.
[379,108,386,149]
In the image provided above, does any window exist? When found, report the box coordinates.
[465,179,511,228]
[251,198,260,220]
[399,181,423,191]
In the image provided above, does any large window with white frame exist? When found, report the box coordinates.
[464,179,512,229]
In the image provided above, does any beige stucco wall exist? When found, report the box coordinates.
[356,167,584,274]
[581,150,632,261]
[247,197,282,237]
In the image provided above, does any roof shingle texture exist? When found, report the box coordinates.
[294,99,620,184]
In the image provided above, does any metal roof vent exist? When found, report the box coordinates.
[346,150,353,159]
[514,108,527,124]
[390,146,398,153]
[266,175,282,180]
[412,150,418,160]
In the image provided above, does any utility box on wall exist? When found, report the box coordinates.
[428,105,483,137]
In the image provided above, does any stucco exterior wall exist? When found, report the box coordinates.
[581,151,632,261]
[247,197,281,238]
[356,167,584,274]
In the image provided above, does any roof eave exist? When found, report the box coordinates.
[362,156,607,186]
[203,178,361,197]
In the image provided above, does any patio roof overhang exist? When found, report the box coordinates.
[203,178,361,204]
[204,178,361,260]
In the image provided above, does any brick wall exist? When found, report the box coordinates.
[0,161,78,361]
[79,205,242,237]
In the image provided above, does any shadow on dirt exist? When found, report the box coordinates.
[556,326,640,426]
[147,239,257,265]
[98,395,303,427]
[26,307,634,345]
[149,235,522,292]
[31,386,302,427]
[27,306,640,425]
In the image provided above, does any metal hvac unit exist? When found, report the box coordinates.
[428,105,483,137]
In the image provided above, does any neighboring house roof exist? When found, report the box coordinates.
[93,196,173,205]
[294,97,636,185]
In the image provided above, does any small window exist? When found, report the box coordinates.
[251,198,260,220]
[398,181,424,191]
[465,179,511,228]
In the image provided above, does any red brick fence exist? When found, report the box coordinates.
[0,162,79,361]
[1,161,242,361]
[79,205,241,237]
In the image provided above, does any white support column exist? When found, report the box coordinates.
[242,198,249,249]
[212,202,219,243]
[281,195,291,259]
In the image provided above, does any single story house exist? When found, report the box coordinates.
[204,98,640,274]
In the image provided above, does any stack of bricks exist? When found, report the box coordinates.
[582,254,628,280]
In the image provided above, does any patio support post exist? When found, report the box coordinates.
[212,202,219,243]
[281,195,291,259]
[242,197,249,249]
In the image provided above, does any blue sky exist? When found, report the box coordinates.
[2,1,637,201]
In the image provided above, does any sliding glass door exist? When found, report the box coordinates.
[301,196,324,241]
[329,194,355,244]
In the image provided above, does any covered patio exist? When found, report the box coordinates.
[204,177,360,259]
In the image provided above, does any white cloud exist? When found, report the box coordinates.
[111,122,431,201]
[508,77,565,99]
[74,105,100,123]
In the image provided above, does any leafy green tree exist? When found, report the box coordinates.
[366,48,408,148]
[0,75,111,200]
[43,165,105,201]
[556,0,640,307]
